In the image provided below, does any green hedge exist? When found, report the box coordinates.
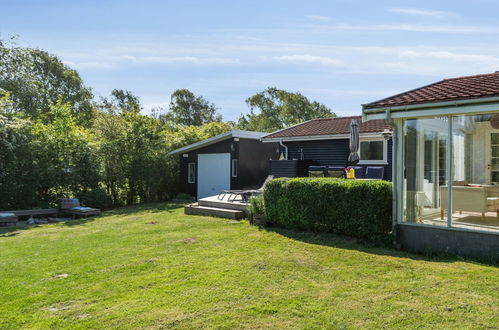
[263,178,392,241]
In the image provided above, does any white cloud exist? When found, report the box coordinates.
[389,8,457,18]
[63,60,113,69]
[412,51,499,62]
[306,15,333,21]
[318,24,499,34]
[63,54,240,69]
[270,54,344,66]
[119,55,240,65]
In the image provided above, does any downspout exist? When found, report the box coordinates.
[279,139,288,160]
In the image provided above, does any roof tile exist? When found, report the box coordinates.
[364,72,499,109]
[263,116,390,139]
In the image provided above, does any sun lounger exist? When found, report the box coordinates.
[218,175,274,202]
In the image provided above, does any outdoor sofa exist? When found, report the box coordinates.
[440,183,499,219]
[60,198,101,218]
[0,212,18,224]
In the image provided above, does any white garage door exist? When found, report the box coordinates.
[197,153,231,199]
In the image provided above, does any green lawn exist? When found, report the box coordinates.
[0,204,497,329]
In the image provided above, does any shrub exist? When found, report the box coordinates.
[78,188,113,210]
[175,193,193,200]
[248,194,265,215]
[264,178,392,242]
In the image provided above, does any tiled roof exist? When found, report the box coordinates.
[263,116,390,139]
[364,72,499,110]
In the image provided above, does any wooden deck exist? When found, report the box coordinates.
[184,195,249,220]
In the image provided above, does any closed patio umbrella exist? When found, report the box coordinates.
[348,119,360,165]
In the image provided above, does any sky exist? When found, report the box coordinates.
[2,0,499,120]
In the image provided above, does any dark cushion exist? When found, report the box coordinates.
[365,166,384,179]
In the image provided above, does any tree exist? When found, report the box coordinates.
[31,99,99,205]
[238,87,335,132]
[110,89,141,113]
[0,38,94,123]
[0,92,37,209]
[165,89,222,126]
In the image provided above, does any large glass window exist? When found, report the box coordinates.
[359,139,386,164]
[450,114,499,232]
[403,117,448,225]
[402,113,499,233]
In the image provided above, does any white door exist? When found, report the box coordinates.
[197,153,231,199]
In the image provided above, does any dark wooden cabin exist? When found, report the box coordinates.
[169,130,279,199]
[261,116,393,180]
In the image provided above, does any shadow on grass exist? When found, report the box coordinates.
[0,202,183,234]
[61,217,96,227]
[264,226,499,267]
[103,202,182,216]
[62,202,183,226]
[0,224,44,237]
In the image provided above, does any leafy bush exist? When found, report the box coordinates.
[248,194,265,215]
[264,178,392,242]
[78,188,113,210]
[175,193,193,200]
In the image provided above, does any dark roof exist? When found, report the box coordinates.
[263,116,390,139]
[364,72,499,110]
[168,130,266,155]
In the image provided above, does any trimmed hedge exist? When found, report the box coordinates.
[264,178,392,241]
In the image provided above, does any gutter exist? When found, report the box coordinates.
[262,132,384,143]
[362,95,499,115]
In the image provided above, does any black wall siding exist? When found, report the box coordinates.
[270,160,316,177]
[282,139,393,181]
[386,139,392,181]
[238,139,279,189]
[286,139,350,166]
[178,138,279,198]
[179,139,236,198]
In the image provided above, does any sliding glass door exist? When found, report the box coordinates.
[403,117,448,224]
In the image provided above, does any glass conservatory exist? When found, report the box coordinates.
[402,114,499,233]
[362,72,499,259]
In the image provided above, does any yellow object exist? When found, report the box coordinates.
[346,168,355,179]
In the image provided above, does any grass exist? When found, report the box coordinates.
[0,203,497,329]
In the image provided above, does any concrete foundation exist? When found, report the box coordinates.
[397,223,499,261]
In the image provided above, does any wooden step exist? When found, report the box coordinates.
[184,203,245,220]
[198,199,248,212]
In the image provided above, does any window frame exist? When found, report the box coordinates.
[231,159,238,178]
[187,162,196,183]
[358,137,388,165]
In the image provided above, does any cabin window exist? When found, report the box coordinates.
[187,163,196,183]
[359,139,387,164]
[232,159,238,177]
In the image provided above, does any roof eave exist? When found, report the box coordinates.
[261,132,384,142]
[362,95,499,120]
[168,130,265,155]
